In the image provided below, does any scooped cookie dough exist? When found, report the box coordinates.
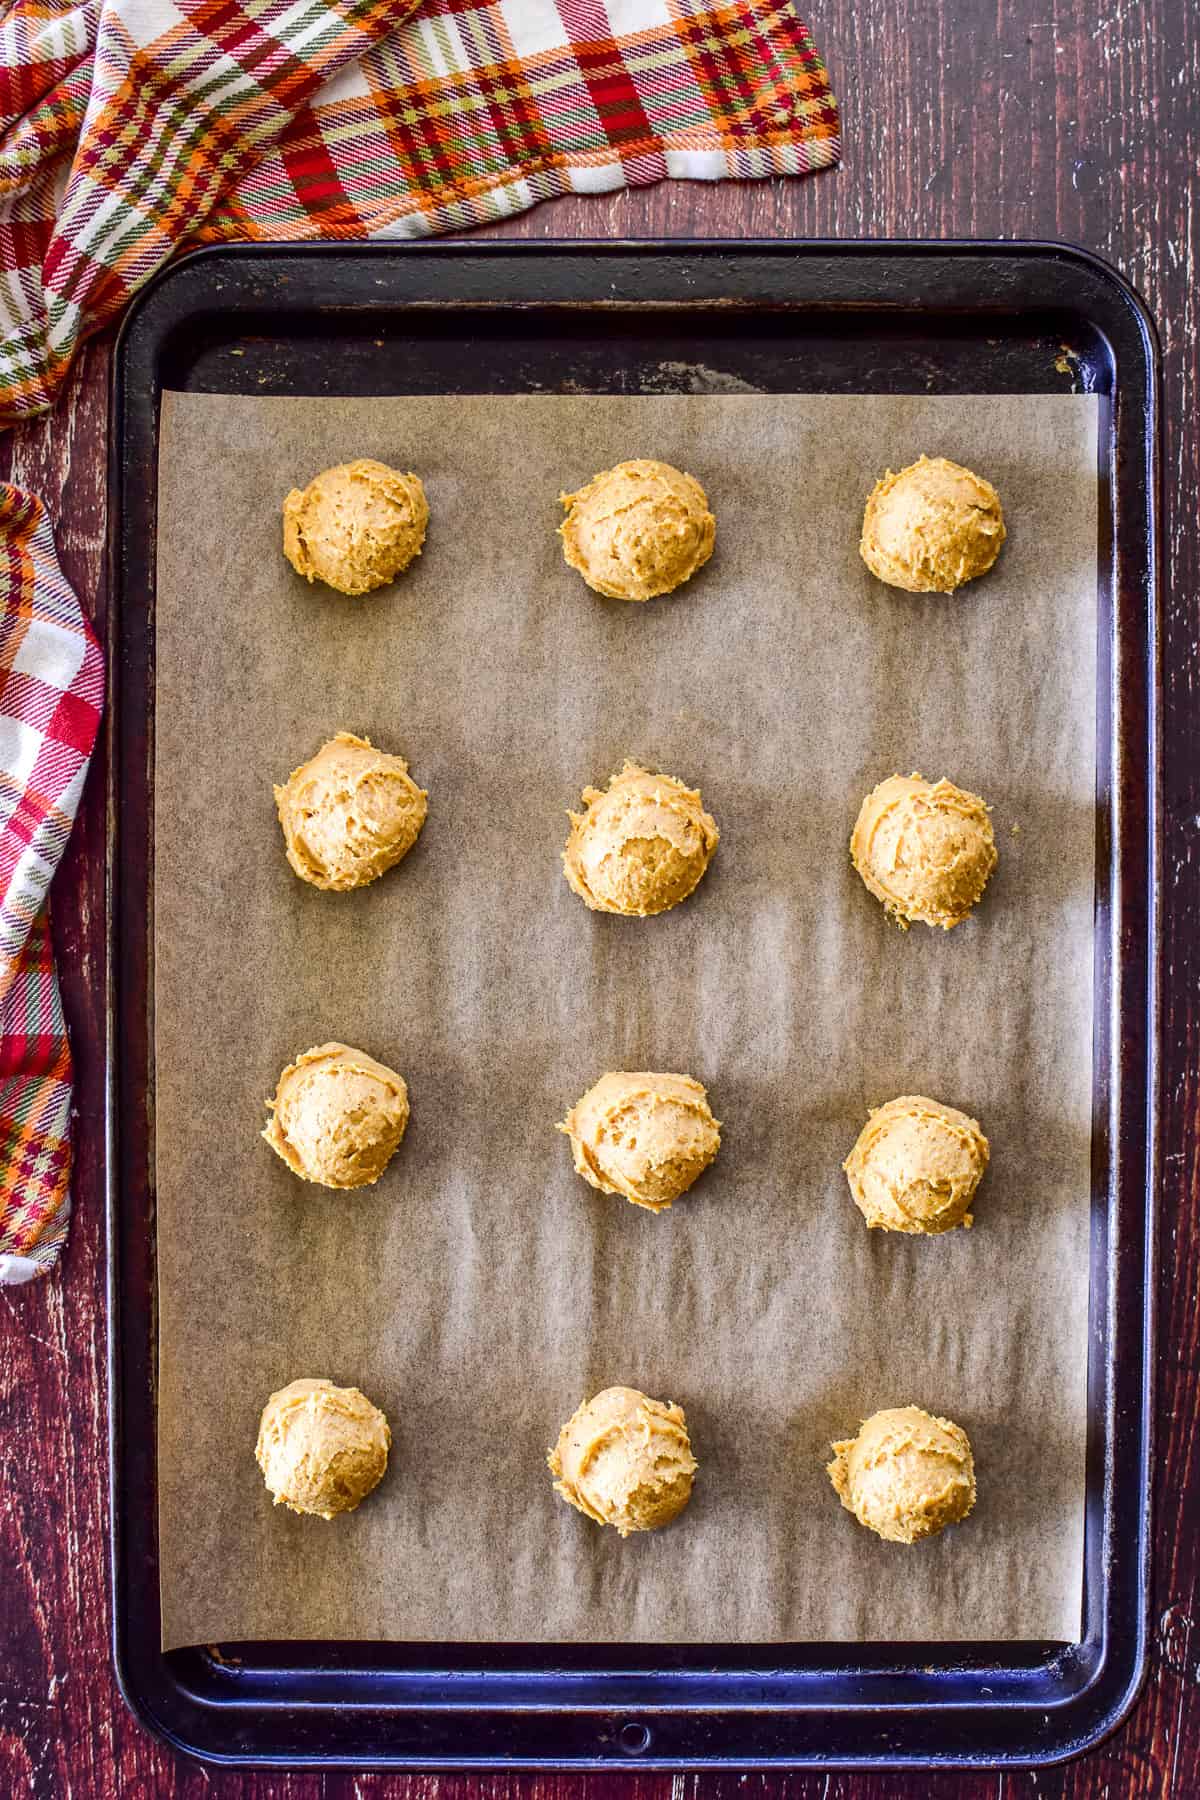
[827,1405,976,1544]
[263,1042,409,1189]
[860,454,1005,594]
[559,1071,721,1213]
[283,458,429,595]
[850,772,997,930]
[559,458,715,600]
[274,731,427,892]
[548,1385,697,1536]
[844,1095,989,1234]
[256,1377,391,1519]
[563,761,719,916]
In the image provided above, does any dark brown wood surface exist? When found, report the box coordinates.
[1,1,1195,1793]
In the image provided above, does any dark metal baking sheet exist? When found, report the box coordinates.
[106,239,1160,1770]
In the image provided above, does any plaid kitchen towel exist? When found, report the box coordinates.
[0,0,834,1277]
[0,0,839,420]
[0,485,103,1283]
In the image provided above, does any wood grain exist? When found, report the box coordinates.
[0,0,1196,1792]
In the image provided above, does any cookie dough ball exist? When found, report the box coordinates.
[563,761,718,916]
[850,772,997,930]
[274,732,427,892]
[860,454,1005,594]
[548,1386,697,1536]
[559,459,715,600]
[256,1377,391,1518]
[827,1405,976,1544]
[559,1071,721,1213]
[844,1095,989,1234]
[283,458,428,595]
[263,1042,409,1189]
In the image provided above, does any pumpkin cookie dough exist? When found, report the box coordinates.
[256,1377,391,1519]
[563,761,718,916]
[274,731,427,892]
[844,1095,989,1235]
[850,772,997,930]
[827,1405,976,1544]
[558,458,715,600]
[282,458,428,595]
[263,1042,409,1189]
[559,1071,721,1213]
[548,1385,697,1536]
[860,454,1005,594]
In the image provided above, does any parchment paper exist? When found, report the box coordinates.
[155,389,1098,1649]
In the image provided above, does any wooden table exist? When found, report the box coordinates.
[1,1,1195,1794]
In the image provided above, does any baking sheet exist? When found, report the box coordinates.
[154,389,1097,1650]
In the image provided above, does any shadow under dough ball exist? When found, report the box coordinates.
[558,458,715,600]
[860,453,1005,594]
[558,1070,721,1213]
[256,1377,391,1519]
[843,1094,989,1234]
[282,458,429,595]
[263,1042,409,1189]
[827,1404,976,1544]
[563,761,719,916]
[850,772,997,930]
[548,1385,697,1536]
[274,731,427,892]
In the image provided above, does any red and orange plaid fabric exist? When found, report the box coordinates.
[0,0,839,420]
[0,0,836,1277]
[0,486,103,1282]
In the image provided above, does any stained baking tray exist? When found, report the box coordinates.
[107,239,1160,1770]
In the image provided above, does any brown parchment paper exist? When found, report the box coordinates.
[154,389,1098,1649]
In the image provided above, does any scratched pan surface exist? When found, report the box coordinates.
[107,241,1159,1770]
